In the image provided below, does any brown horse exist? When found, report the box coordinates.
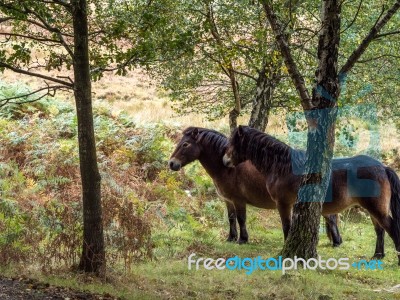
[169,127,342,245]
[223,125,400,264]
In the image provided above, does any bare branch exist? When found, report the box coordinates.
[0,32,60,43]
[0,84,70,108]
[340,0,400,75]
[0,17,12,23]
[231,69,257,81]
[341,0,363,33]
[375,30,400,38]
[0,61,74,87]
[37,0,72,10]
[56,75,74,84]
[357,54,400,63]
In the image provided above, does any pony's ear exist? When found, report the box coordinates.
[191,128,199,139]
[238,125,244,137]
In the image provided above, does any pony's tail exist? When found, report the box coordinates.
[385,167,400,243]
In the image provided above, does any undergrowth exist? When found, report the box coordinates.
[0,93,219,272]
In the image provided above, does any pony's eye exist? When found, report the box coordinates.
[182,142,190,148]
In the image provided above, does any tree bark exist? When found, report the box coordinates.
[248,64,278,132]
[72,0,106,274]
[228,67,241,133]
[281,0,341,259]
[229,108,239,133]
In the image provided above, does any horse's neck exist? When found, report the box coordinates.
[198,150,226,179]
[245,137,292,175]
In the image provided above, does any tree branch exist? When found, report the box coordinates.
[0,32,60,44]
[37,0,72,10]
[0,84,70,108]
[0,17,12,23]
[375,30,400,38]
[231,69,257,81]
[0,62,74,87]
[90,52,140,74]
[262,1,312,109]
[22,5,74,59]
[340,0,400,75]
[340,0,363,33]
[0,3,74,58]
[357,53,400,63]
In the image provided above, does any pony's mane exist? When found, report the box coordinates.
[183,127,228,157]
[233,126,305,175]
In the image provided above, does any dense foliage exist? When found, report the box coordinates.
[0,84,230,271]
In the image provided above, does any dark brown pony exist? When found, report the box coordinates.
[169,127,342,246]
[223,125,400,264]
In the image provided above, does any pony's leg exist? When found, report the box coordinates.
[380,217,400,265]
[277,203,292,240]
[368,210,399,264]
[236,205,248,244]
[371,218,385,259]
[226,201,238,242]
[324,214,343,247]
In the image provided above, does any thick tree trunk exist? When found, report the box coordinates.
[281,0,341,259]
[72,0,106,274]
[248,64,276,132]
[281,108,337,258]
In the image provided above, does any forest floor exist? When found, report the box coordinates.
[1,214,400,300]
[0,276,119,299]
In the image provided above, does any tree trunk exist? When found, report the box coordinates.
[227,67,241,133]
[229,108,239,133]
[248,64,276,132]
[72,0,106,274]
[281,108,337,258]
[280,0,341,259]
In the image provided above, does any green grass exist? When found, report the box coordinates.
[2,210,399,300]
[125,215,400,300]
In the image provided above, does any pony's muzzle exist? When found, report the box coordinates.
[168,158,182,171]
[223,153,234,168]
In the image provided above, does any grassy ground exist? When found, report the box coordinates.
[2,209,399,300]
[111,213,400,300]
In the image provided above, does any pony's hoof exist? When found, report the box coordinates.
[227,236,238,242]
[238,238,248,244]
[332,239,342,247]
[371,253,385,260]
